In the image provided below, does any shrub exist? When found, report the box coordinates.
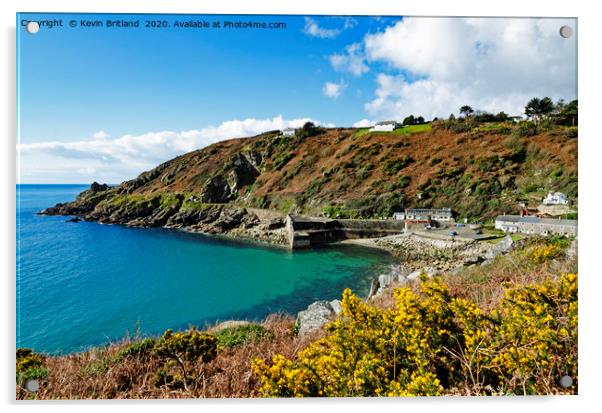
[305,178,327,196]
[153,328,217,389]
[383,156,414,175]
[214,324,274,349]
[398,175,411,189]
[16,348,48,387]
[154,329,217,365]
[253,274,577,396]
[514,121,538,137]
[297,122,321,139]
[273,152,295,170]
[114,338,156,362]
[527,245,561,264]
[355,163,374,181]
[564,127,578,139]
[430,157,443,166]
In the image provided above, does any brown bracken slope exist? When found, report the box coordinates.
[98,123,578,221]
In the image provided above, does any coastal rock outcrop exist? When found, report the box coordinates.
[372,233,498,272]
[89,182,110,193]
[227,152,261,192]
[296,300,340,336]
[484,234,514,260]
[39,187,290,246]
[201,175,235,203]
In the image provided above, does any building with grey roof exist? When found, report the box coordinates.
[495,215,577,236]
[405,208,454,222]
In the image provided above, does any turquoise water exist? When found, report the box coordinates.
[16,185,394,354]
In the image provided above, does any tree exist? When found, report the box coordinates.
[403,115,426,126]
[403,115,416,126]
[495,111,509,122]
[525,97,554,122]
[539,97,554,117]
[556,99,578,126]
[459,105,474,118]
[297,121,319,138]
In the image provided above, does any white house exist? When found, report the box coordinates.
[543,191,569,205]
[282,128,296,137]
[495,215,577,236]
[392,212,405,220]
[369,121,399,132]
[405,208,454,222]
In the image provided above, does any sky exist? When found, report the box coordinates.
[17,13,577,184]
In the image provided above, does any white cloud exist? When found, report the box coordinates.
[77,167,97,175]
[92,130,109,140]
[342,17,358,30]
[18,116,330,184]
[303,17,341,39]
[352,119,374,128]
[323,80,347,99]
[360,17,577,120]
[329,43,369,76]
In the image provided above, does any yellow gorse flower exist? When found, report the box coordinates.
[252,274,577,396]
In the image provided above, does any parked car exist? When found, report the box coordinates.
[450,230,458,236]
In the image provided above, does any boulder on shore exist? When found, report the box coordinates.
[296,300,339,336]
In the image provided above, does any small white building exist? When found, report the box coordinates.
[392,212,405,220]
[405,208,454,222]
[543,191,569,205]
[282,128,296,137]
[369,121,399,132]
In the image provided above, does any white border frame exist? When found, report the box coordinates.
[2,1,601,411]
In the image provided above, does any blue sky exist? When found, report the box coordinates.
[18,14,397,143]
[17,14,577,183]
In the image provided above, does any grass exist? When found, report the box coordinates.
[21,314,321,399]
[392,123,433,135]
[486,233,526,244]
[352,123,432,139]
[214,324,274,350]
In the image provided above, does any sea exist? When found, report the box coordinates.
[16,184,395,354]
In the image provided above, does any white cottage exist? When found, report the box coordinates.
[369,121,399,132]
[282,128,296,137]
[392,212,405,220]
[543,191,569,205]
[405,208,454,222]
[495,215,577,236]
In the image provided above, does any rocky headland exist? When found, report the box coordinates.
[39,182,290,246]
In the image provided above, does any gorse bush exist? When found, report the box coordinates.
[152,328,217,390]
[253,274,577,396]
[16,348,48,387]
[113,338,157,362]
[527,245,561,264]
[154,328,217,366]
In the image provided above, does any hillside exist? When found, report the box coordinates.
[41,122,577,228]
